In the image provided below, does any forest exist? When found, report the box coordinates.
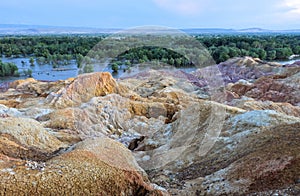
[0,34,300,76]
[198,34,300,63]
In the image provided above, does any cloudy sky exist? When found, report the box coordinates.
[1,0,299,29]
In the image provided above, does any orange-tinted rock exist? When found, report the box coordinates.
[44,93,178,140]
[0,60,299,195]
[45,108,76,130]
[0,117,66,160]
[0,100,20,108]
[9,78,37,89]
[46,72,127,108]
[0,138,167,195]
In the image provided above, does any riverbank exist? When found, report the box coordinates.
[1,56,299,85]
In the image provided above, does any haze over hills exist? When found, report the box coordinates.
[0,24,119,35]
[1,24,300,35]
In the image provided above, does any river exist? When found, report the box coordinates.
[274,58,300,65]
[0,57,78,82]
[0,57,299,83]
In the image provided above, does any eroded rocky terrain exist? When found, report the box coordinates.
[0,57,299,195]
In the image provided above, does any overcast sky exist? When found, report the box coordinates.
[1,0,299,29]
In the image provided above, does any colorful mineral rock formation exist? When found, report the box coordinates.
[0,57,299,195]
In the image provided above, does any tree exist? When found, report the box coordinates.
[267,50,276,60]
[111,63,119,72]
[83,64,94,73]
[292,45,300,54]
[29,57,35,66]
[168,58,175,65]
[37,57,46,65]
[257,48,267,59]
[0,60,19,77]
[212,46,230,63]
[228,47,240,58]
[219,52,230,63]
[275,48,293,59]
[23,69,32,77]
[175,58,182,66]
[251,41,262,48]
[76,54,84,68]
[125,60,131,66]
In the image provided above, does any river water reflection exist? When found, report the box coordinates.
[0,57,299,83]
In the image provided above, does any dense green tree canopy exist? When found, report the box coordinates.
[197,34,300,63]
[0,34,299,74]
[0,60,18,77]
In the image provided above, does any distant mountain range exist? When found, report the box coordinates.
[0,24,119,35]
[1,24,300,35]
[182,28,300,34]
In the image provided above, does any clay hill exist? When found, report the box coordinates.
[0,57,299,195]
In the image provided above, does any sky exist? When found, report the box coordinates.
[0,0,300,30]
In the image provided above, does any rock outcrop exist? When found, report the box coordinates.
[0,117,66,161]
[0,138,166,195]
[216,56,282,84]
[0,57,299,195]
[226,59,300,106]
[229,98,300,118]
[46,72,127,108]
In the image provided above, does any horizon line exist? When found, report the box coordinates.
[1,23,300,31]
